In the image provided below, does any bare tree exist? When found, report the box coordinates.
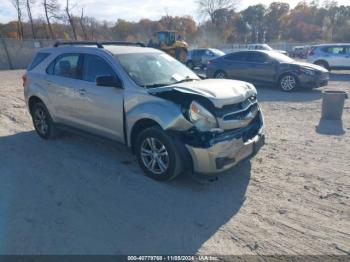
[79,8,88,40]
[43,0,60,39]
[11,0,24,39]
[87,17,98,40]
[26,0,36,39]
[65,0,78,40]
[197,0,240,22]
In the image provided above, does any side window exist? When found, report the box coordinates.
[28,52,50,71]
[226,52,247,62]
[48,54,80,79]
[82,54,116,82]
[246,52,268,63]
[324,46,346,55]
[346,47,350,54]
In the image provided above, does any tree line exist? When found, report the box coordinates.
[1,0,350,45]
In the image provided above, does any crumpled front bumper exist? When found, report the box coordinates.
[185,125,265,175]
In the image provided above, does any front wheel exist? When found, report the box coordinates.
[279,74,298,92]
[135,127,183,181]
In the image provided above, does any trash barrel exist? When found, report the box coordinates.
[321,91,348,120]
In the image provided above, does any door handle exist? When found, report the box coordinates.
[78,89,87,95]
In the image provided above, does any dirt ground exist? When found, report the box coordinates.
[0,70,349,256]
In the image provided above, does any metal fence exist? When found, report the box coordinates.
[0,38,55,70]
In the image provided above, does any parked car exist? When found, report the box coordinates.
[247,44,288,56]
[307,43,350,70]
[206,50,329,92]
[290,45,310,58]
[186,48,225,69]
[24,41,265,181]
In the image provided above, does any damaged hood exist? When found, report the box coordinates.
[149,79,257,108]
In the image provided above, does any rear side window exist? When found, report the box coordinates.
[246,52,269,63]
[323,46,346,55]
[28,52,50,71]
[225,52,248,62]
[82,54,116,82]
[47,54,81,79]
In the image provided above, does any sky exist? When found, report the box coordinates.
[0,0,349,24]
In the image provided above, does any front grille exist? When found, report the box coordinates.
[215,96,257,118]
[223,103,258,121]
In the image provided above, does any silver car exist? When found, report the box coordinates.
[307,43,350,70]
[186,48,225,69]
[24,41,265,181]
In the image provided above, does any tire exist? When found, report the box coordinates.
[31,102,58,139]
[135,127,183,181]
[314,60,330,71]
[214,70,227,79]
[186,60,194,69]
[279,74,298,92]
[176,47,187,63]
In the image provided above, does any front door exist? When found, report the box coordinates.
[74,54,125,142]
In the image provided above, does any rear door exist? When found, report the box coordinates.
[222,52,250,80]
[73,53,125,142]
[46,53,84,125]
[323,45,348,68]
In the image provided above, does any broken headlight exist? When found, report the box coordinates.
[189,101,218,132]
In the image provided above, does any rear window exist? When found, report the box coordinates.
[28,52,50,71]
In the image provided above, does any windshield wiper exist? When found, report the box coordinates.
[144,83,173,88]
[172,76,199,84]
[144,77,198,89]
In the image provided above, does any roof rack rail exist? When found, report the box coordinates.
[54,41,146,48]
[100,41,146,47]
[54,41,103,48]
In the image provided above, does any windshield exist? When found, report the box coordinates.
[269,51,295,63]
[211,49,225,56]
[261,44,273,50]
[116,52,199,88]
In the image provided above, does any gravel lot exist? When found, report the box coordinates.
[0,70,349,255]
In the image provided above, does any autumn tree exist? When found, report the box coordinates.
[242,4,266,43]
[264,2,289,42]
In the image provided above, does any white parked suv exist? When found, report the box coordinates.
[307,43,350,70]
[23,41,265,181]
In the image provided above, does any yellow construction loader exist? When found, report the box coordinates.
[148,31,188,63]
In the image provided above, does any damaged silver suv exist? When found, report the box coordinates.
[24,41,265,181]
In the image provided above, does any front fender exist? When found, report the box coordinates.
[125,98,193,146]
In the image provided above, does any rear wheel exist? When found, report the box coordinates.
[176,47,187,63]
[135,127,183,181]
[31,102,58,139]
[314,60,330,71]
[214,70,227,79]
[279,74,298,92]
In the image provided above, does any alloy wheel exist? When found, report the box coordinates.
[34,108,49,135]
[280,75,296,91]
[215,72,226,79]
[141,137,169,175]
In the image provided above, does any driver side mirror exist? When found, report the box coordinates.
[96,75,123,88]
